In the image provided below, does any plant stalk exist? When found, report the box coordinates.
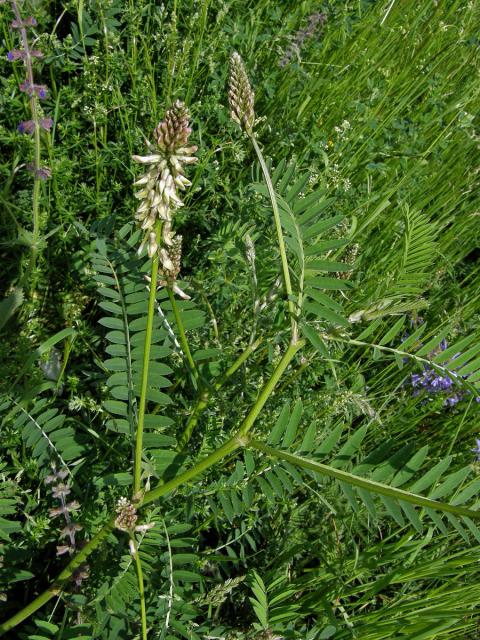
[10,0,43,291]
[132,536,148,640]
[249,135,298,343]
[249,441,480,520]
[167,286,199,386]
[177,337,263,451]
[134,237,160,497]
[0,341,302,633]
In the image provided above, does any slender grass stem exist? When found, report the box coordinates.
[167,286,199,385]
[131,536,148,640]
[0,341,302,633]
[134,240,160,497]
[249,135,298,343]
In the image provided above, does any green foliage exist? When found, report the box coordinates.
[0,0,479,639]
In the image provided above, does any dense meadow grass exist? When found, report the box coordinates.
[1,1,480,638]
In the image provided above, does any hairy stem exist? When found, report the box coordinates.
[0,341,302,633]
[134,239,160,497]
[177,337,263,451]
[132,536,148,640]
[167,286,199,386]
[249,135,298,343]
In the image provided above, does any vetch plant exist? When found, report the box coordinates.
[1,45,480,640]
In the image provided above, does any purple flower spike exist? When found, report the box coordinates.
[18,120,36,134]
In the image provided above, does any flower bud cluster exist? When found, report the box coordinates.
[6,0,52,180]
[115,497,138,531]
[115,497,155,539]
[133,101,197,280]
[229,52,255,134]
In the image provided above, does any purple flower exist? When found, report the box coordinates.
[51,483,71,499]
[17,120,35,134]
[18,117,52,135]
[45,469,69,484]
[279,12,327,68]
[40,117,53,130]
[19,81,48,99]
[26,163,52,180]
[59,522,83,539]
[443,394,462,408]
[7,49,24,61]
[72,566,89,587]
[11,16,37,29]
[49,500,80,519]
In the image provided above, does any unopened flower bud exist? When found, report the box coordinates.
[229,52,255,134]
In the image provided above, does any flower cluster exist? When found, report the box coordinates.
[115,497,138,531]
[279,12,327,68]
[45,469,82,557]
[6,0,52,180]
[132,101,197,287]
[45,468,89,586]
[114,498,154,556]
[409,338,480,407]
[229,52,255,134]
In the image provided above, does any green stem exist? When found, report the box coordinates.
[177,337,263,451]
[132,536,148,640]
[30,121,41,281]
[236,340,304,439]
[177,393,209,452]
[0,521,114,634]
[249,135,297,343]
[134,244,160,497]
[249,441,480,520]
[167,287,199,385]
[0,342,302,633]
